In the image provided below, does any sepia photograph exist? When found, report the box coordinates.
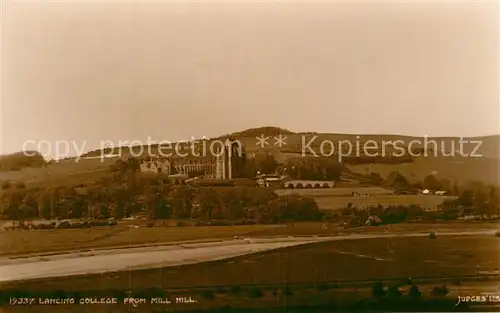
[0,0,499,312]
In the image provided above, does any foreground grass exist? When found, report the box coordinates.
[0,283,491,312]
[2,235,498,291]
[1,235,498,312]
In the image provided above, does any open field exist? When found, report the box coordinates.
[314,195,457,210]
[0,221,497,257]
[348,155,500,185]
[0,158,116,186]
[274,186,455,210]
[1,235,498,296]
[274,186,393,197]
[0,225,281,256]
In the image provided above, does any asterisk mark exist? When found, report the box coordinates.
[256,134,270,148]
[274,135,287,148]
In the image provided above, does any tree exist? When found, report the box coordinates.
[371,282,385,298]
[1,181,11,190]
[383,171,411,190]
[16,181,26,189]
[387,285,401,298]
[423,174,442,191]
[254,153,278,174]
[408,285,422,298]
[283,157,341,181]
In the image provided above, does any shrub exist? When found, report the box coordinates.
[305,183,313,188]
[408,285,422,298]
[296,183,303,189]
[387,285,401,298]
[15,181,26,189]
[314,183,321,188]
[283,286,293,296]
[287,183,294,189]
[495,230,500,237]
[431,285,449,296]
[371,282,385,298]
[316,284,330,291]
[147,222,155,227]
[248,288,263,299]
[429,232,437,239]
[215,287,227,294]
[200,290,215,300]
[322,182,330,188]
[229,286,241,295]
[176,221,186,227]
[1,181,10,190]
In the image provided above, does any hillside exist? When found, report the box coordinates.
[0,151,46,172]
[0,126,499,187]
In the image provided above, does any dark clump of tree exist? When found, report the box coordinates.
[408,285,422,298]
[383,171,412,191]
[371,282,386,298]
[387,285,402,298]
[0,166,323,225]
[200,290,215,300]
[15,181,26,189]
[244,152,279,177]
[431,285,449,296]
[280,156,342,181]
[1,181,10,190]
[423,174,443,191]
[248,287,264,299]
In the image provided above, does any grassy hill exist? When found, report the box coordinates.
[0,126,498,187]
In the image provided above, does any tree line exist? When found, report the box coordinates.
[0,157,323,224]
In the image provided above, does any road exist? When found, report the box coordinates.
[0,230,496,283]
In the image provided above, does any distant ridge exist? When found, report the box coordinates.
[227,126,295,138]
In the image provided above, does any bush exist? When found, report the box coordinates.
[1,181,10,190]
[408,285,422,298]
[200,290,215,300]
[248,288,263,299]
[387,285,401,298]
[495,230,500,237]
[229,286,241,295]
[147,222,155,227]
[15,181,26,189]
[431,285,449,296]
[296,183,303,189]
[176,221,186,227]
[322,182,330,188]
[371,282,385,298]
[316,284,330,291]
[314,183,321,188]
[287,184,294,189]
[215,287,226,294]
[305,184,312,188]
[429,232,437,239]
[283,286,293,296]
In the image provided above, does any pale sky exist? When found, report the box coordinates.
[1,0,499,158]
